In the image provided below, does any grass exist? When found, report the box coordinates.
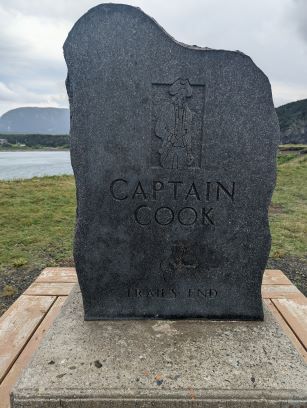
[270,153,307,258]
[276,153,297,165]
[0,151,306,282]
[279,144,307,150]
[0,176,76,275]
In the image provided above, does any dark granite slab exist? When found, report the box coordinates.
[64,4,280,320]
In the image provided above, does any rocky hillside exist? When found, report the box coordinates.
[276,99,307,144]
[0,107,69,134]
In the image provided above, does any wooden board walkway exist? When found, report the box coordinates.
[0,268,306,407]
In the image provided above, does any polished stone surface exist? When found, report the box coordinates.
[64,4,280,319]
[12,287,307,407]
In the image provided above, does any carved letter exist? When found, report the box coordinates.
[216,182,235,201]
[178,207,197,226]
[202,207,214,225]
[132,181,147,200]
[110,179,128,200]
[207,289,217,298]
[152,180,164,200]
[168,180,183,200]
[197,289,206,297]
[155,206,174,225]
[134,205,151,225]
[206,182,211,201]
[185,182,200,200]
[170,289,177,298]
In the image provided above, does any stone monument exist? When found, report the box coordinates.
[64,3,279,320]
[12,5,307,407]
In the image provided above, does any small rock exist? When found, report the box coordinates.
[56,373,66,378]
[94,360,102,368]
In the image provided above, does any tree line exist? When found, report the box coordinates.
[0,133,69,148]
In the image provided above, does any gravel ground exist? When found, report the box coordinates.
[0,267,43,316]
[267,256,307,296]
[0,257,306,317]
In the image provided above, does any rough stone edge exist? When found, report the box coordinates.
[63,2,280,322]
[63,3,268,77]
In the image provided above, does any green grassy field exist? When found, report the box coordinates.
[0,176,75,310]
[0,151,306,313]
[270,153,307,258]
[0,176,75,271]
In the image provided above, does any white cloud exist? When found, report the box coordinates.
[0,82,15,101]
[0,5,70,62]
[272,81,307,107]
[0,79,68,115]
[292,0,307,42]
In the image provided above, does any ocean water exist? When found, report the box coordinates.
[0,151,73,180]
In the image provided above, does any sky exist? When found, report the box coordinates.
[0,0,307,115]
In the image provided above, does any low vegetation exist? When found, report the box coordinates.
[276,98,307,131]
[0,176,75,271]
[270,153,307,258]
[0,176,75,314]
[0,133,69,149]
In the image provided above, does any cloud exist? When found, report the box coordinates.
[0,5,70,62]
[0,3,70,114]
[0,82,15,101]
[0,79,68,115]
[0,0,306,115]
[272,81,307,106]
[292,0,307,43]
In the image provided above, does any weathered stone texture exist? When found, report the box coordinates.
[64,4,280,319]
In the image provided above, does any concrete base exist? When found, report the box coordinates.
[12,286,307,407]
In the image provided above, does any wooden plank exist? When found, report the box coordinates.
[262,269,292,285]
[0,266,305,408]
[36,267,77,283]
[0,295,55,383]
[35,268,291,286]
[23,282,75,296]
[261,285,304,299]
[264,299,307,363]
[272,297,307,350]
[0,297,67,408]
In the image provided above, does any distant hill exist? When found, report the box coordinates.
[0,107,69,134]
[276,99,307,144]
[1,101,306,144]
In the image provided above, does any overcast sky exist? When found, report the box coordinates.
[0,0,306,115]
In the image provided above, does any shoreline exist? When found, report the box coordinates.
[0,174,73,182]
[0,144,306,153]
[0,147,69,152]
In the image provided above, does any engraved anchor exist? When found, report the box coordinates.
[160,242,198,281]
[155,78,194,169]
